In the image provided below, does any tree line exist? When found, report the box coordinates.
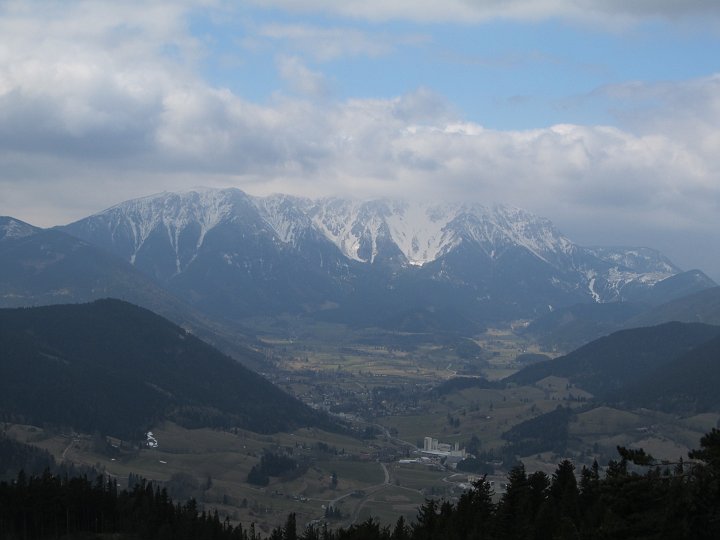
[2,429,720,539]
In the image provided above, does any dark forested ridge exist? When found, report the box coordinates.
[501,406,574,456]
[0,299,338,438]
[0,434,57,481]
[505,321,720,400]
[615,333,720,414]
[2,429,720,539]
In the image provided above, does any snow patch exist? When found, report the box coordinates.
[384,201,460,265]
[146,432,158,448]
[588,277,601,303]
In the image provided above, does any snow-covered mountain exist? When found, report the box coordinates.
[60,188,716,327]
[0,216,36,242]
[255,196,578,268]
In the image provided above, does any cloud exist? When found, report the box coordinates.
[0,0,719,277]
[601,75,720,150]
[275,55,330,97]
[245,0,720,24]
[1,0,718,230]
[257,23,424,61]
[0,0,200,159]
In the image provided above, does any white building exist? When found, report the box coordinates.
[421,436,465,458]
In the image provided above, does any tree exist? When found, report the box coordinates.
[452,477,495,539]
[391,515,409,540]
[578,460,603,534]
[548,460,580,539]
[412,499,438,540]
[687,429,720,538]
[495,464,531,539]
[689,428,720,468]
[284,512,297,540]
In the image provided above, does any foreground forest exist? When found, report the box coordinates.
[2,429,719,540]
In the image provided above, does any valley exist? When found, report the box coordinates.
[4,312,718,533]
[2,191,720,535]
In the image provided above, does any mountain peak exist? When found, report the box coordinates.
[587,246,680,275]
[0,216,38,242]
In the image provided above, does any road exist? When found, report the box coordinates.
[381,462,389,484]
[62,437,78,460]
[347,462,391,525]
[328,461,390,508]
[306,458,430,530]
[322,460,394,527]
[347,461,431,525]
[372,422,417,452]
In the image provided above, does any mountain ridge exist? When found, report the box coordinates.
[505,321,720,400]
[56,189,716,325]
[0,215,270,370]
[62,189,673,276]
[0,299,338,438]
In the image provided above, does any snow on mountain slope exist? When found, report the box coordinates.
[579,246,681,297]
[0,217,37,242]
[67,188,604,272]
[253,194,313,246]
[489,206,576,261]
[305,198,389,263]
[305,198,460,265]
[76,189,241,272]
[62,188,701,308]
[278,199,576,267]
[587,246,679,275]
[383,201,460,265]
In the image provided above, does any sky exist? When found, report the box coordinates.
[1,0,719,279]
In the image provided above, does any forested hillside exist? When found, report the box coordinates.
[0,300,338,438]
[615,334,720,413]
[505,322,720,399]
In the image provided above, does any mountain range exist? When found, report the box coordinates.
[56,188,715,329]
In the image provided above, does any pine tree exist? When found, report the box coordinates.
[391,515,409,540]
[284,512,297,540]
[495,464,531,539]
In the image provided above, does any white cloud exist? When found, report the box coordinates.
[0,0,201,157]
[601,75,720,160]
[0,0,719,277]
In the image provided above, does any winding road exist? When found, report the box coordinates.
[325,460,430,527]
